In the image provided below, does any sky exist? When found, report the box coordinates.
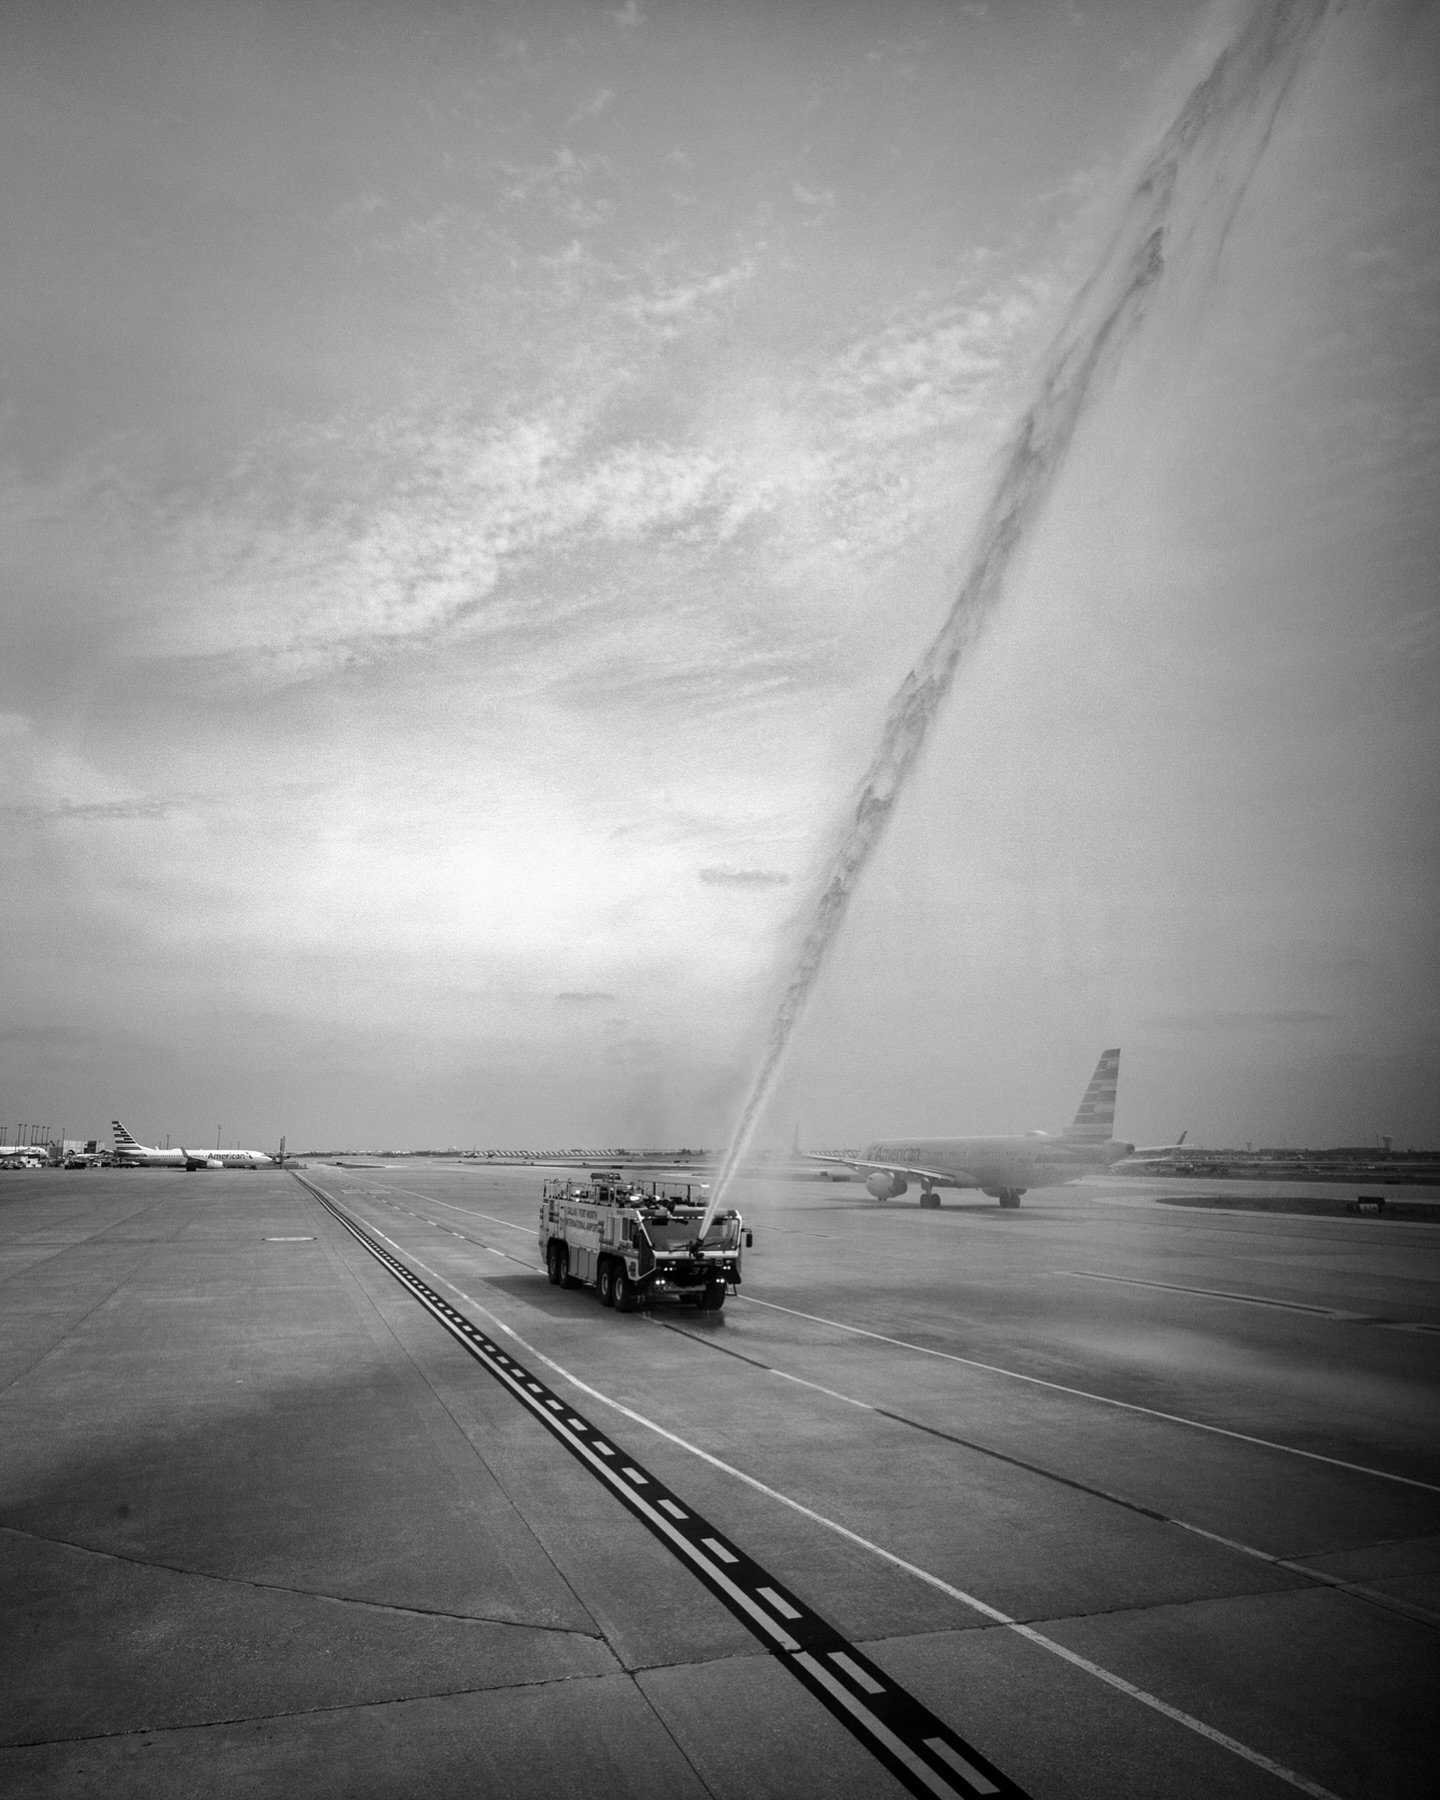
[2,0,1437,1154]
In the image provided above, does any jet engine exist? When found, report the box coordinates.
[865,1171,908,1200]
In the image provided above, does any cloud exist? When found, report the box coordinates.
[331,192,389,228]
[613,2,645,28]
[620,257,757,334]
[4,228,1059,726]
[698,866,791,888]
[554,990,618,1004]
[1,797,182,822]
[493,146,614,227]
[1145,1010,1334,1032]
[791,182,834,210]
[568,88,614,127]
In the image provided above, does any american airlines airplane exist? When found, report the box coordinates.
[111,1122,278,1171]
[0,1143,48,1166]
[807,1048,1132,1208]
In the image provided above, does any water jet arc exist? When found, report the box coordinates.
[701,0,1334,1234]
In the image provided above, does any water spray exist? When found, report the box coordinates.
[700,0,1335,1235]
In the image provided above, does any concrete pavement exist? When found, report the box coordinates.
[3,1164,1438,1798]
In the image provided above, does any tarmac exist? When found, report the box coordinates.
[2,1164,1438,1799]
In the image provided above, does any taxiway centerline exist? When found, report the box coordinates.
[298,1175,1024,1800]
[305,1176,1349,1798]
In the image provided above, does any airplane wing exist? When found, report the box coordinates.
[805,1151,958,1185]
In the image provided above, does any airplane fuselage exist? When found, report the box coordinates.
[112,1145,273,1169]
[862,1134,1129,1195]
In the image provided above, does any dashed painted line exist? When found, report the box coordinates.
[1063,1268,1375,1321]
[740,1293,1440,1494]
[300,1177,1352,1798]
[654,1319,1440,1635]
[1066,1268,1440,1335]
[295,1174,1024,1800]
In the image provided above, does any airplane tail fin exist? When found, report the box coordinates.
[112,1120,141,1147]
[1062,1049,1121,1144]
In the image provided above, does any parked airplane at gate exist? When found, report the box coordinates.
[806,1048,1132,1207]
[0,1144,48,1166]
[111,1122,277,1171]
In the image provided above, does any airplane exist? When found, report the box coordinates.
[1117,1130,1195,1167]
[111,1121,278,1171]
[806,1048,1133,1208]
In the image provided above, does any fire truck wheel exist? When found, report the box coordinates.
[546,1242,563,1285]
[700,1281,726,1311]
[614,1268,638,1312]
[597,1260,617,1307]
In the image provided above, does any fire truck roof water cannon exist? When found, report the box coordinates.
[539,1173,750,1313]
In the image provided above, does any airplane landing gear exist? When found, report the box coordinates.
[997,1190,1023,1208]
[919,1186,941,1208]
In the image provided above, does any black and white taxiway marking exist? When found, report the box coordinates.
[298,1174,1024,1800]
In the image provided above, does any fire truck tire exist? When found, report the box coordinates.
[546,1242,563,1285]
[614,1268,638,1312]
[700,1281,726,1311]
[559,1248,580,1288]
[597,1259,617,1307]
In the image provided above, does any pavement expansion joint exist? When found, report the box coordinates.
[624,1667,724,1800]
[0,1524,604,1637]
[654,1307,1330,1579]
[3,1669,626,1752]
[298,1179,1033,1799]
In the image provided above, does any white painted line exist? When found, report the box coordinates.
[594,1443,615,1457]
[1168,1519,1440,1629]
[792,1653,969,1800]
[317,1201,811,1659]
[1003,1623,1341,1798]
[740,1294,1440,1494]
[1064,1269,1370,1320]
[769,1366,876,1410]
[315,1192,1346,1799]
[830,1650,886,1695]
[659,1499,687,1520]
[757,1585,802,1620]
[381,1186,534,1233]
[623,1466,648,1485]
[924,1737,1000,1795]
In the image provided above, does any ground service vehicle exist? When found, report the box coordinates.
[539,1174,746,1312]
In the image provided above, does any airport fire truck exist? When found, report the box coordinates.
[539,1173,746,1312]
